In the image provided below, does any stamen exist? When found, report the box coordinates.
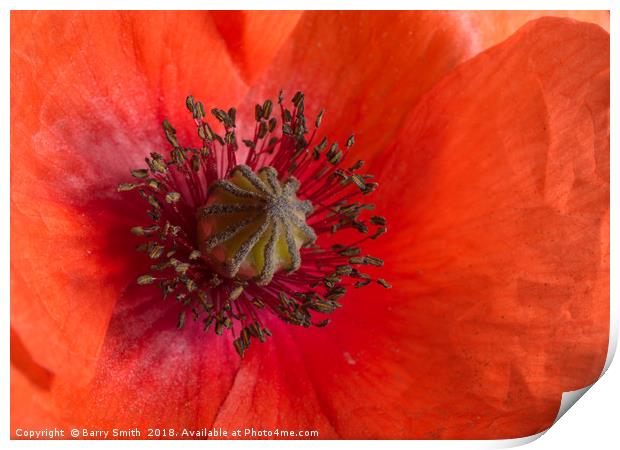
[119,91,390,357]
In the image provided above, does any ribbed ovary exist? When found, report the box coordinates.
[197,165,316,285]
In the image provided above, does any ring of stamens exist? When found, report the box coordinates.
[119,91,390,357]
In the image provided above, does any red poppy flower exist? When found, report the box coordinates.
[11,11,609,439]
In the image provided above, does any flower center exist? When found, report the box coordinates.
[197,165,316,285]
[118,91,390,357]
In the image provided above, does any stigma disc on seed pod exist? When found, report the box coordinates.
[197,164,316,285]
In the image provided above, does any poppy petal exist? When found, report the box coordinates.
[42,285,344,437]
[46,284,259,434]
[210,11,303,84]
[11,194,145,380]
[356,17,608,438]
[11,365,58,436]
[10,11,248,377]
[461,10,609,50]
[10,329,59,436]
[244,11,482,161]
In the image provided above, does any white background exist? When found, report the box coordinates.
[531,361,618,449]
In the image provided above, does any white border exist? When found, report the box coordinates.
[2,1,615,449]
